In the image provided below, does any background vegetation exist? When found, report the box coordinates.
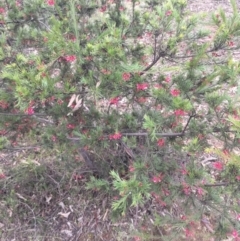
[1,0,240,240]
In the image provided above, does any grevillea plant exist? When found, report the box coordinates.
[1,0,240,239]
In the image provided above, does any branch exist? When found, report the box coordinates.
[140,51,165,75]
[181,113,196,135]
[203,182,235,187]
[3,145,42,151]
[0,112,47,116]
[122,132,184,137]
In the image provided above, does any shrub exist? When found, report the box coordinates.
[1,0,240,239]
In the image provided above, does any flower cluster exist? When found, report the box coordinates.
[46,0,55,6]
[136,83,148,91]
[157,138,165,147]
[101,69,111,75]
[182,183,191,195]
[165,75,171,82]
[151,192,167,207]
[67,123,75,129]
[170,89,180,97]
[26,106,34,115]
[64,55,77,62]
[212,161,224,171]
[0,7,5,14]
[151,173,164,183]
[109,97,120,105]
[109,132,122,140]
[100,5,107,12]
[0,100,9,109]
[129,164,135,173]
[174,109,185,116]
[232,230,239,239]
[0,173,6,179]
[122,72,131,81]
[165,10,172,16]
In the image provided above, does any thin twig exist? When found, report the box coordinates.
[3,146,42,150]
[0,112,47,116]
[181,113,196,135]
[203,182,235,187]
[122,132,184,137]
[140,51,165,74]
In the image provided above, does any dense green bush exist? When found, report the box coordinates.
[1,0,240,239]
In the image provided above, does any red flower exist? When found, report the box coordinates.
[165,76,171,82]
[136,83,148,91]
[196,187,204,197]
[236,176,240,181]
[51,135,57,142]
[73,174,83,180]
[213,161,223,171]
[162,188,170,196]
[85,56,93,61]
[146,32,152,37]
[223,149,230,156]
[122,72,131,81]
[212,52,220,57]
[180,168,188,175]
[82,130,89,135]
[0,129,7,135]
[181,215,187,220]
[157,138,165,147]
[68,34,76,42]
[185,228,194,238]
[100,5,107,12]
[109,97,120,105]
[0,100,9,109]
[154,83,162,89]
[57,99,63,105]
[26,106,34,115]
[151,173,164,183]
[151,192,158,198]
[228,41,234,47]
[166,10,172,16]
[67,124,75,129]
[64,55,77,62]
[0,8,5,14]
[46,0,55,6]
[156,198,166,207]
[133,236,141,241]
[15,1,21,8]
[174,109,185,116]
[170,89,180,96]
[137,97,147,103]
[182,183,191,195]
[129,165,135,173]
[232,230,239,239]
[109,132,122,140]
[151,176,161,183]
[101,69,111,75]
[0,173,6,179]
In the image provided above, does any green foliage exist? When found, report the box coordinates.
[1,0,240,239]
[0,136,9,150]
[111,170,151,215]
[86,176,110,191]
